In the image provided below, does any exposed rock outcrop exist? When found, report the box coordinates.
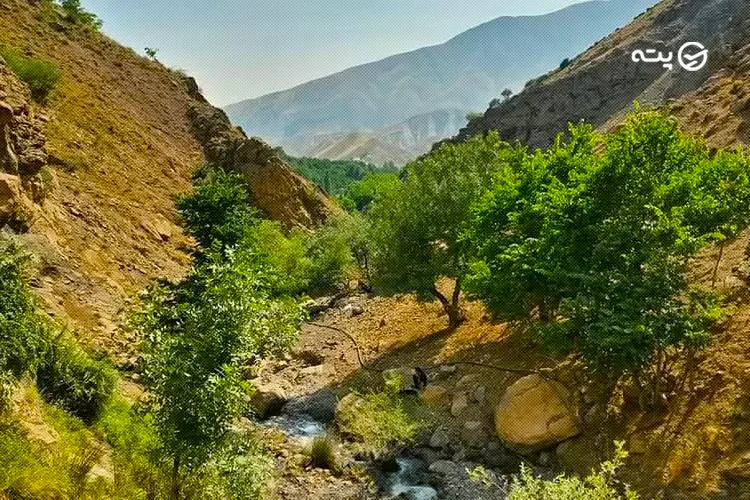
[494,374,580,452]
[0,60,48,176]
[187,100,338,229]
[450,0,750,150]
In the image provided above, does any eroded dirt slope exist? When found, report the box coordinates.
[0,0,335,352]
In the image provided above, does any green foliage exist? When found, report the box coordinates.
[36,339,117,424]
[136,165,304,488]
[177,167,262,253]
[467,110,750,373]
[339,172,401,212]
[96,398,168,497]
[182,434,275,500]
[559,57,572,69]
[0,241,50,407]
[135,253,302,465]
[0,388,138,500]
[305,212,371,291]
[335,391,426,458]
[0,46,61,103]
[507,442,638,499]
[59,0,103,32]
[369,132,522,325]
[285,153,399,196]
[306,435,337,470]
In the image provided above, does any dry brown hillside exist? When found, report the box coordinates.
[0,0,335,353]
[453,0,750,150]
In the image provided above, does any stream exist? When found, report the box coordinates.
[264,399,439,500]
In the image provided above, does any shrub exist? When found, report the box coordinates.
[335,391,425,458]
[36,339,117,424]
[306,435,337,470]
[0,241,50,407]
[507,442,638,499]
[95,398,170,499]
[182,434,275,500]
[305,213,370,292]
[59,0,103,32]
[177,166,262,253]
[0,47,61,103]
[559,57,571,69]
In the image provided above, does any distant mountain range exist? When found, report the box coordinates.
[225,0,659,164]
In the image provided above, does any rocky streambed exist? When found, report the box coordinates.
[248,294,587,499]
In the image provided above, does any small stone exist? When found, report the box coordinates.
[300,365,325,376]
[456,374,481,389]
[461,421,488,449]
[428,460,458,476]
[422,384,449,406]
[472,386,486,405]
[451,392,469,417]
[430,427,452,449]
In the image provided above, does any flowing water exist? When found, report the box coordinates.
[263,398,439,499]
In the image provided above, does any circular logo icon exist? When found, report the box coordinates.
[678,42,708,72]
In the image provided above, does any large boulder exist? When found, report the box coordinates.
[249,383,287,419]
[283,389,339,423]
[494,374,580,452]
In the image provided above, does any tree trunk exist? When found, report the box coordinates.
[711,243,725,288]
[172,455,181,500]
[433,279,464,328]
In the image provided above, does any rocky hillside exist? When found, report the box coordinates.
[0,0,334,349]
[453,0,750,149]
[226,0,657,151]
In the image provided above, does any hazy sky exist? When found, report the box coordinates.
[81,0,588,105]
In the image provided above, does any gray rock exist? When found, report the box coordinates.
[430,428,452,449]
[451,392,469,417]
[461,421,488,449]
[472,386,487,405]
[284,389,339,423]
[428,460,459,476]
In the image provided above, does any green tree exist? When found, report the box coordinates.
[135,167,304,498]
[467,110,750,373]
[339,171,400,212]
[369,132,521,327]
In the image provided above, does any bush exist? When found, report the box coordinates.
[60,0,103,32]
[306,435,337,470]
[182,434,275,500]
[177,166,262,253]
[559,57,571,69]
[335,391,426,458]
[0,241,50,407]
[0,47,61,103]
[305,213,370,292]
[507,442,638,499]
[36,339,117,424]
[95,398,170,499]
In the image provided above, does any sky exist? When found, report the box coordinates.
[81,0,588,106]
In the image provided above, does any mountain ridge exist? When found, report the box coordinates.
[225,0,659,161]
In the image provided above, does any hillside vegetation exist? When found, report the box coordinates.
[4,0,750,499]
